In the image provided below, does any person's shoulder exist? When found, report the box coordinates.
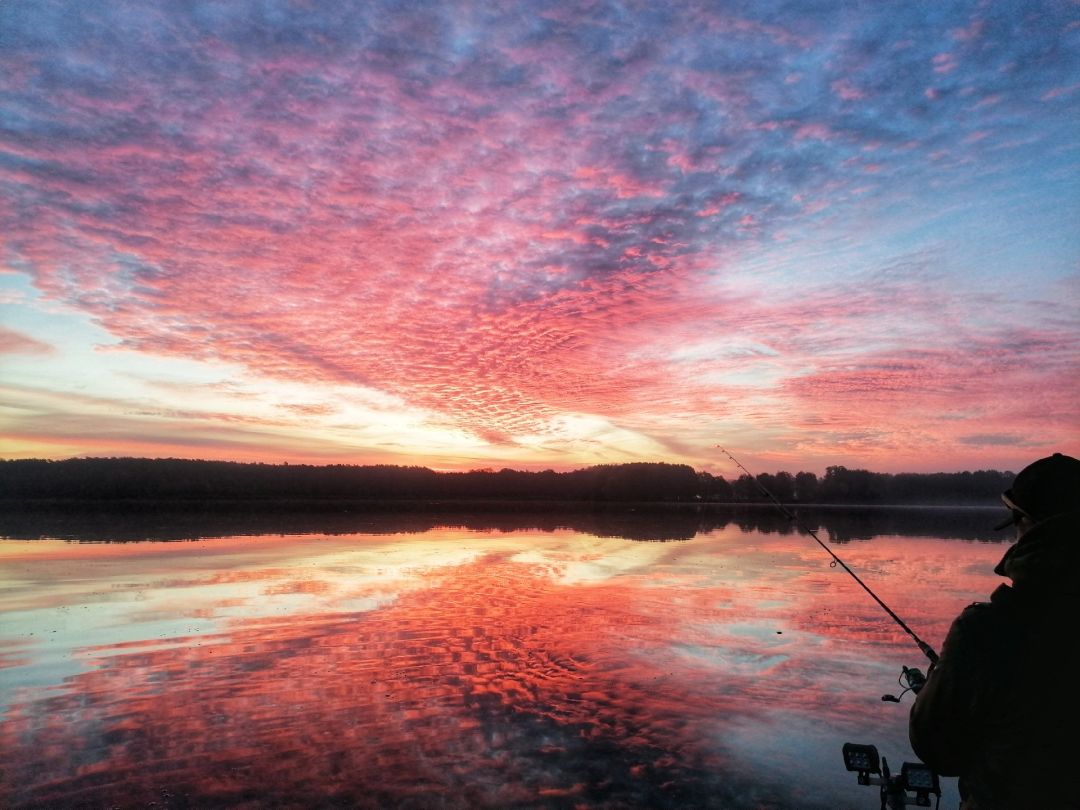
[953,599,996,631]
[957,600,993,617]
[949,587,1006,625]
[950,586,1022,643]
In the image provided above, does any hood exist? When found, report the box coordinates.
[994,511,1080,593]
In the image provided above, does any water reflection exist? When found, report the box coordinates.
[0,502,1007,543]
[0,520,1006,808]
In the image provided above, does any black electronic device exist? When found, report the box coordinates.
[842,744,941,809]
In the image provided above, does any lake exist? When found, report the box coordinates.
[0,505,1009,809]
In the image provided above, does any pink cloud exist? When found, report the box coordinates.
[1041,83,1080,101]
[778,329,1079,470]
[0,327,54,356]
[794,122,837,141]
[969,93,1002,109]
[950,20,986,43]
[573,166,668,199]
[932,53,958,74]
[830,79,866,101]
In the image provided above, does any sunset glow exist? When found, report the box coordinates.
[2,1,1078,472]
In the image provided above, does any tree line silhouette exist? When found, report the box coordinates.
[0,458,1014,505]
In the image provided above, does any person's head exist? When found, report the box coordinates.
[995,453,1080,537]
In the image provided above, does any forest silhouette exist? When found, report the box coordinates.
[2,458,1013,506]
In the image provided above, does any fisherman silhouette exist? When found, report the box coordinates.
[909,453,1080,810]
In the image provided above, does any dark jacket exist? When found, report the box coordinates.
[909,512,1080,809]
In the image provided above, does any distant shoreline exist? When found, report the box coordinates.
[0,458,1013,507]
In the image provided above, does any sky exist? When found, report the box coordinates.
[1,0,1078,475]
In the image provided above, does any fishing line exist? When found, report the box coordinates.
[718,447,939,665]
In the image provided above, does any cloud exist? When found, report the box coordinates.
[776,321,1079,468]
[958,434,1028,447]
[0,326,54,355]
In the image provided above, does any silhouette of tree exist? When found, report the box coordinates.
[794,471,819,502]
[0,458,1013,505]
[755,472,795,502]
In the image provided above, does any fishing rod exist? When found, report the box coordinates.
[718,447,938,666]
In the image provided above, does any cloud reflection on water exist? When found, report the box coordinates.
[0,519,1005,808]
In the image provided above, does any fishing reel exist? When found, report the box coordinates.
[882,666,927,704]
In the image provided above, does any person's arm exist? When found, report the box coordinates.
[908,604,992,775]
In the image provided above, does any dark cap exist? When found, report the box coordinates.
[994,452,1080,530]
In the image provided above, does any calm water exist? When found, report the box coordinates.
[1,507,1008,809]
